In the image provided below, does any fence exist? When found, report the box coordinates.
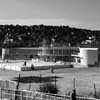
[0,88,70,100]
[0,80,16,90]
[0,79,100,100]
[0,87,100,100]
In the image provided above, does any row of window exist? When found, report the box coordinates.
[2,47,80,60]
[40,49,79,56]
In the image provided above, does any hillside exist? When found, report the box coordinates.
[0,24,100,47]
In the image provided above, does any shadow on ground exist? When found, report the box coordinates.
[12,75,62,83]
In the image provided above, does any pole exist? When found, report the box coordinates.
[73,78,76,90]
[15,74,21,100]
[55,75,56,88]
[1,88,2,100]
[40,74,42,87]
[72,89,76,100]
[71,78,76,100]
[94,83,97,98]
[16,74,20,90]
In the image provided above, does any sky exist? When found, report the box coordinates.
[0,0,100,30]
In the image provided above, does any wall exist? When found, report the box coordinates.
[79,48,98,66]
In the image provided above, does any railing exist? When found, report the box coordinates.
[0,88,100,100]
[0,88,70,100]
[0,79,100,100]
[0,80,16,90]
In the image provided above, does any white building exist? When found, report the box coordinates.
[1,47,99,68]
[78,48,98,67]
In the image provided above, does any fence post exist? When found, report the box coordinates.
[71,89,76,100]
[54,75,56,90]
[39,74,42,88]
[94,83,97,98]
[73,78,75,90]
[71,78,76,100]
[21,90,23,100]
[0,88,2,100]
[15,74,20,100]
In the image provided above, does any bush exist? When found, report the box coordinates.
[88,91,100,99]
[38,83,59,94]
[94,91,100,99]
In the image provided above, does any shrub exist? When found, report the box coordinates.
[38,83,59,94]
[88,91,100,99]
[94,91,100,99]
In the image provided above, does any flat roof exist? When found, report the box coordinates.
[79,48,98,50]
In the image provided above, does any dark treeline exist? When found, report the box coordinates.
[0,24,100,47]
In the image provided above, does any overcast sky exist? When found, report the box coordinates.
[0,0,100,30]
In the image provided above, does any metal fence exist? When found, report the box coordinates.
[0,79,100,100]
[0,88,100,100]
[0,88,70,100]
[0,79,16,89]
